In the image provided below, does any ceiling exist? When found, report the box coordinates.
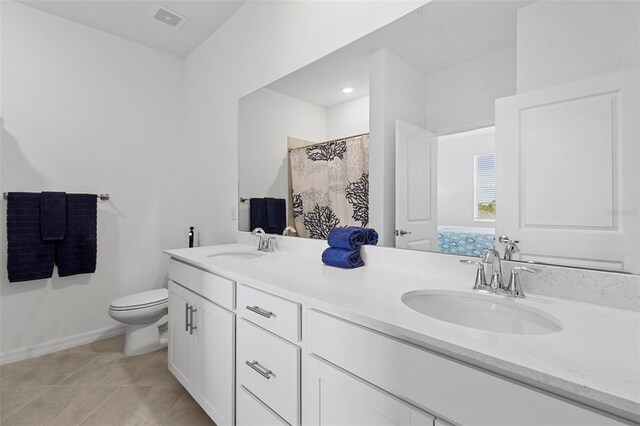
[19,0,244,57]
[268,0,532,108]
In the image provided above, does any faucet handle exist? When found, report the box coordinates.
[459,260,488,290]
[264,236,276,252]
[507,266,540,298]
[512,266,539,275]
[498,235,519,244]
[459,259,483,267]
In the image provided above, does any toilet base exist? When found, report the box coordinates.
[122,315,168,357]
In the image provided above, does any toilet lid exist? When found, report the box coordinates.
[110,288,168,310]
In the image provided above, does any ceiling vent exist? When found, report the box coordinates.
[150,5,188,29]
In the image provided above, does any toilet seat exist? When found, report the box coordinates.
[110,289,168,311]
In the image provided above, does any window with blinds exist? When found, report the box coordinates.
[474,153,496,221]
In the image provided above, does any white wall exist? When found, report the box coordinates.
[426,48,516,135]
[438,127,495,228]
[183,1,424,247]
[516,1,640,93]
[326,95,370,140]
[369,49,427,246]
[0,2,185,360]
[238,87,326,231]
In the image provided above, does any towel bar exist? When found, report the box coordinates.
[3,192,110,201]
[240,197,249,203]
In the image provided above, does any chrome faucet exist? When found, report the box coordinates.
[461,248,539,299]
[498,236,520,260]
[282,226,297,236]
[251,228,275,252]
[482,248,504,290]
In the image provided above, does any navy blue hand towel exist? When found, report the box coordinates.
[348,226,379,245]
[41,192,66,241]
[55,194,97,277]
[265,198,286,235]
[327,227,366,250]
[7,192,55,282]
[250,198,268,233]
[322,247,364,269]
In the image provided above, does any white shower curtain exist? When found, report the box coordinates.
[289,134,369,239]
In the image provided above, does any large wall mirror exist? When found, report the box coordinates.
[238,0,640,274]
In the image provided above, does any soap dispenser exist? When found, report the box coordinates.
[188,227,194,248]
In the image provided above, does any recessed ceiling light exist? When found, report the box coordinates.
[342,87,354,94]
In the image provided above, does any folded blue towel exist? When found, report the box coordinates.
[7,192,55,282]
[322,247,364,269]
[41,192,66,241]
[55,194,97,277]
[347,226,378,245]
[327,227,366,250]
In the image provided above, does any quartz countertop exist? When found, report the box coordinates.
[165,243,640,423]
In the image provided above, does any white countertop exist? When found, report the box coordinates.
[165,243,640,423]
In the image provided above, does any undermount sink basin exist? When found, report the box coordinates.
[207,251,264,260]
[401,290,563,335]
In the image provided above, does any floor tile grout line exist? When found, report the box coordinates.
[50,352,101,387]
[1,350,104,424]
[72,384,121,426]
[0,385,53,422]
[158,389,190,425]
[120,351,160,386]
[0,338,121,423]
[0,338,185,426]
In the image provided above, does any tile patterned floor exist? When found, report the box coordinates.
[0,335,215,426]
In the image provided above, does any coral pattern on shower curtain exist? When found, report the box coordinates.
[290,135,369,239]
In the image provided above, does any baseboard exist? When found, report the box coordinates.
[0,325,127,365]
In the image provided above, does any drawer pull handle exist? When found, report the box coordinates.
[245,360,273,379]
[189,306,198,335]
[246,305,273,318]
[185,303,190,332]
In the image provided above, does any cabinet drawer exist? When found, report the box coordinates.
[237,319,300,425]
[237,284,300,342]
[307,309,626,426]
[169,259,235,310]
[237,385,289,426]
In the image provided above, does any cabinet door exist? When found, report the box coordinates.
[168,281,195,390]
[194,297,235,426]
[305,355,434,426]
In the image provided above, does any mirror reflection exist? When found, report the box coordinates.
[238,0,640,274]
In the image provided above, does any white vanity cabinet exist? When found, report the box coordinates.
[236,284,302,426]
[165,254,634,426]
[168,262,235,426]
[306,309,628,426]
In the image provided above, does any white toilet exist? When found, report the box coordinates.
[108,288,169,356]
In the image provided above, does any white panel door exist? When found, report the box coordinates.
[305,355,435,426]
[495,69,639,272]
[395,120,438,251]
[168,281,195,390]
[195,297,235,426]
